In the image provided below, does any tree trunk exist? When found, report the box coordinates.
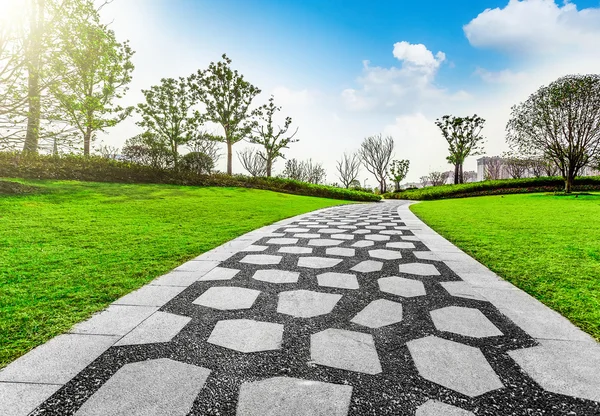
[226,141,232,175]
[23,0,44,154]
[83,127,92,156]
[266,159,272,177]
[454,164,459,184]
[380,179,385,194]
[459,163,464,184]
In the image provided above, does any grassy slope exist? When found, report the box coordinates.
[411,193,600,341]
[0,180,349,367]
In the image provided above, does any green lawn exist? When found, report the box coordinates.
[411,193,600,341]
[0,180,349,367]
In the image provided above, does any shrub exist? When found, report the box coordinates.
[0,180,41,195]
[0,152,380,202]
[383,177,600,200]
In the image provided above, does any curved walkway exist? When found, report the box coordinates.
[1,201,599,415]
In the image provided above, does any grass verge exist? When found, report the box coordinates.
[0,179,350,367]
[411,193,600,341]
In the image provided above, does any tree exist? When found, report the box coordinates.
[237,147,266,177]
[389,159,410,192]
[435,114,485,184]
[186,131,220,168]
[483,157,503,180]
[180,151,214,175]
[282,158,306,181]
[359,134,394,193]
[304,159,326,184]
[250,95,298,176]
[503,152,529,179]
[419,176,429,187]
[122,132,172,169]
[336,152,361,188]
[428,171,449,187]
[135,77,199,170]
[507,74,600,192]
[463,170,478,182]
[51,0,134,156]
[189,54,260,175]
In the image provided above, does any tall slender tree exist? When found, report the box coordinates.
[188,54,260,175]
[336,152,361,188]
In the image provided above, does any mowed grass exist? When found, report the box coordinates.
[0,180,350,367]
[411,193,600,340]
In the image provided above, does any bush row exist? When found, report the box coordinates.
[384,177,600,200]
[0,180,41,195]
[0,153,381,202]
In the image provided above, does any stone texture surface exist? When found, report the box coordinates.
[278,290,342,318]
[198,267,240,281]
[114,285,185,307]
[252,269,300,284]
[365,234,390,241]
[74,359,210,416]
[279,246,313,254]
[399,263,440,276]
[311,329,382,374]
[368,249,402,260]
[351,260,383,273]
[115,312,191,346]
[193,287,260,310]
[407,336,503,397]
[386,242,415,249]
[351,299,403,328]
[431,306,502,338]
[378,276,426,298]
[317,272,359,290]
[208,319,284,353]
[298,256,342,269]
[70,305,158,336]
[236,376,353,416]
[308,239,343,247]
[0,383,60,416]
[440,281,487,301]
[416,400,475,416]
[352,240,374,248]
[240,254,282,265]
[267,238,299,245]
[325,247,356,257]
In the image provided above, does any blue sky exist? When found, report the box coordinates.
[104,0,600,184]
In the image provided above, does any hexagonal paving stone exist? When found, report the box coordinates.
[317,272,359,290]
[365,234,390,241]
[74,358,210,416]
[369,249,402,260]
[240,255,282,265]
[351,299,403,328]
[308,239,343,247]
[294,233,321,239]
[278,290,342,318]
[326,247,356,257]
[366,225,386,230]
[331,233,354,240]
[380,230,403,235]
[311,329,382,374]
[240,245,268,252]
[407,336,503,397]
[317,228,346,234]
[378,276,426,297]
[413,251,439,261]
[353,229,371,235]
[439,281,487,301]
[352,240,374,248]
[193,287,260,310]
[252,270,300,284]
[351,260,383,273]
[237,377,353,416]
[208,319,283,353]
[416,400,474,416]
[386,242,415,250]
[399,262,440,276]
[267,238,299,245]
[508,340,600,402]
[298,257,342,269]
[279,246,313,254]
[431,306,503,338]
[198,267,240,281]
[284,228,310,233]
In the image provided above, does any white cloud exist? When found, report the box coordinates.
[474,67,528,84]
[464,0,600,55]
[392,41,446,72]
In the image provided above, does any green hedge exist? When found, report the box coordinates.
[384,177,600,200]
[0,180,41,195]
[0,153,380,202]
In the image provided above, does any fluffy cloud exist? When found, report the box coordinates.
[464,0,600,55]
[474,67,528,84]
[392,41,446,73]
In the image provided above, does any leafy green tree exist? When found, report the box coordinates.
[180,151,214,175]
[51,0,134,156]
[188,54,260,175]
[135,77,200,170]
[250,95,298,176]
[507,74,600,193]
[435,115,485,184]
[122,132,172,169]
[389,159,410,191]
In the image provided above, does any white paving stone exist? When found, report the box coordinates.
[74,358,210,416]
[351,299,403,328]
[386,242,416,250]
[198,267,240,281]
[237,377,353,416]
[193,287,260,310]
[365,234,390,241]
[440,281,488,301]
[413,251,440,261]
[416,400,475,416]
[431,306,503,338]
[317,272,359,290]
[71,305,158,336]
[208,319,283,353]
[317,228,346,234]
[0,383,60,416]
[241,245,269,252]
[402,236,421,241]
[351,260,383,273]
[326,247,356,257]
[311,329,382,374]
[294,233,321,239]
[331,233,354,240]
[399,262,440,276]
[284,228,310,233]
[267,238,299,245]
[352,240,374,248]
[298,256,342,269]
[380,230,404,235]
[114,285,185,307]
[252,269,300,284]
[369,249,402,260]
[407,336,503,397]
[278,290,342,318]
[115,311,191,346]
[240,254,282,265]
[378,276,426,297]
[308,238,343,247]
[278,246,313,254]
[366,225,386,230]
[174,260,220,273]
[353,229,371,234]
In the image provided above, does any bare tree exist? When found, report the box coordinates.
[336,152,361,188]
[304,159,326,184]
[428,171,449,186]
[484,157,503,180]
[463,170,477,182]
[187,131,220,168]
[419,176,429,187]
[237,147,266,177]
[503,152,529,179]
[96,144,119,159]
[359,134,394,193]
[282,158,306,181]
[528,157,545,178]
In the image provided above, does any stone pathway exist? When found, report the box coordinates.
[2,201,600,415]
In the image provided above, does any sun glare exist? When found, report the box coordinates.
[0,0,25,27]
